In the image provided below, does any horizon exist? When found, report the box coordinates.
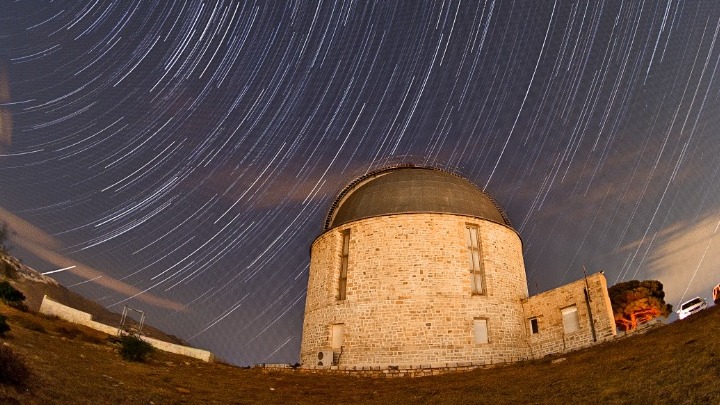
[2,1,720,366]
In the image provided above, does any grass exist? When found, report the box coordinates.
[1,303,719,404]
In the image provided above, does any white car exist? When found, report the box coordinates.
[677,297,707,320]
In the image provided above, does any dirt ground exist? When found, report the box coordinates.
[1,303,719,404]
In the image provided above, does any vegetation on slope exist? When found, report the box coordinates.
[1,299,719,404]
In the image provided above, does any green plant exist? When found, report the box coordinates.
[0,315,9,337]
[0,345,30,386]
[119,334,153,362]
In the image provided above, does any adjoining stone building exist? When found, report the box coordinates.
[300,166,616,370]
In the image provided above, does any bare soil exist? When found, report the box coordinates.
[1,302,719,404]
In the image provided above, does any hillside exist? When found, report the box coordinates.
[0,252,185,345]
[1,296,719,404]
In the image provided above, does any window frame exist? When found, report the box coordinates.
[338,229,350,301]
[466,224,485,295]
[330,323,345,350]
[561,305,580,334]
[472,318,489,344]
[529,317,539,335]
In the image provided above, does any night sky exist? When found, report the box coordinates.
[2,1,720,366]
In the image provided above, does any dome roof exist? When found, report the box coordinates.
[325,166,512,230]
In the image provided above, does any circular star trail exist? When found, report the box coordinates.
[2,1,720,365]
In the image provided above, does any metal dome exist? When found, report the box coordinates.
[325,166,511,230]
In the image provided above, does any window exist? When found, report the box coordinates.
[529,317,539,334]
[466,225,484,294]
[473,318,489,344]
[338,230,350,300]
[331,324,345,350]
[561,306,580,334]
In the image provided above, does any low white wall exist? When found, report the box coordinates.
[142,336,214,362]
[39,297,92,323]
[38,295,214,362]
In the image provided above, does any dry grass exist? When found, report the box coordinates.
[1,303,719,404]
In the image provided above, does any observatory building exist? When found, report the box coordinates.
[300,166,616,370]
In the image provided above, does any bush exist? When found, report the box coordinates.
[0,281,27,312]
[0,281,25,303]
[0,259,17,279]
[119,334,153,362]
[0,315,9,337]
[0,345,30,386]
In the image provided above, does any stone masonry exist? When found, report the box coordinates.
[522,273,617,357]
[300,166,617,372]
[301,213,531,367]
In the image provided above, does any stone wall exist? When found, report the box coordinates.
[259,362,494,378]
[301,213,530,367]
[522,273,616,357]
[39,295,214,362]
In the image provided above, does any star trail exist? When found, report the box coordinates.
[1,1,720,365]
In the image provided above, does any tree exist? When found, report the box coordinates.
[608,280,672,332]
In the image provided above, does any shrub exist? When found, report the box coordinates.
[0,315,9,337]
[0,345,30,386]
[0,259,17,279]
[0,281,25,303]
[0,281,27,312]
[119,334,153,362]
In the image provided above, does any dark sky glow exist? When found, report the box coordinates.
[2,1,720,365]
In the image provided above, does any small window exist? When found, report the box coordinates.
[561,306,580,334]
[338,230,350,300]
[473,318,489,344]
[529,318,539,334]
[331,324,345,350]
[466,225,484,295]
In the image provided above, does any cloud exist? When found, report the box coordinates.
[0,206,185,311]
[188,157,373,210]
[615,221,685,254]
[644,213,720,307]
